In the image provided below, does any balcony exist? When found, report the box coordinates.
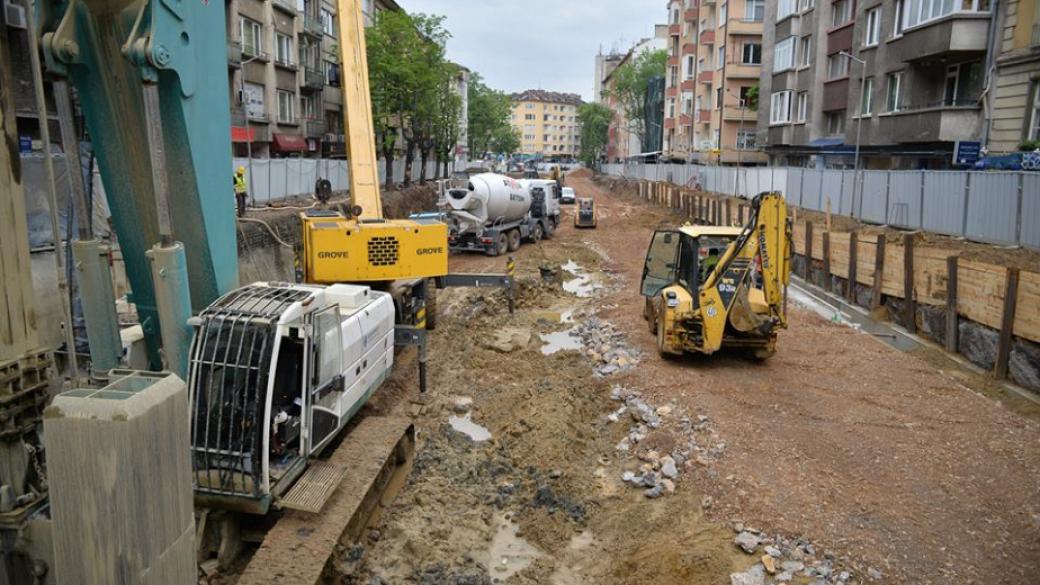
[700,29,715,44]
[698,70,715,83]
[669,23,681,35]
[722,106,756,122]
[826,22,854,55]
[679,114,693,125]
[681,79,696,91]
[822,77,850,112]
[666,86,679,98]
[682,42,696,55]
[272,0,296,15]
[302,14,323,38]
[274,57,297,71]
[684,8,699,21]
[665,118,677,130]
[302,67,324,90]
[878,103,983,143]
[889,15,990,62]
[725,62,760,79]
[667,55,680,67]
[696,109,712,123]
[303,118,326,137]
[228,41,242,68]
[231,109,272,141]
[240,44,269,62]
[726,18,762,35]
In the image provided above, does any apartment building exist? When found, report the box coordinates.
[511,90,584,159]
[594,50,626,104]
[758,0,998,168]
[604,26,669,161]
[227,0,403,158]
[663,0,767,164]
[988,0,1040,153]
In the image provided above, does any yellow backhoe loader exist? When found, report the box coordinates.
[641,192,792,360]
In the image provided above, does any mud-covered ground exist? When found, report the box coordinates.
[306,173,1040,585]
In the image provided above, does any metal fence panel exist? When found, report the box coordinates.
[965,172,1019,244]
[920,172,966,235]
[859,171,888,223]
[819,170,843,213]
[1022,174,1040,249]
[885,172,920,229]
[800,170,822,211]
[785,168,803,206]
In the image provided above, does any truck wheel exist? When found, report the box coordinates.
[507,229,522,252]
[544,218,556,239]
[487,233,508,257]
[424,278,438,331]
[531,223,544,242]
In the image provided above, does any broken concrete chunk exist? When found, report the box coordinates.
[734,531,761,554]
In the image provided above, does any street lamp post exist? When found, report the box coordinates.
[840,51,866,218]
[726,87,746,201]
[240,53,260,209]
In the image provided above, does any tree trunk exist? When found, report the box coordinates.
[419,148,431,184]
[380,130,395,191]
[403,139,415,186]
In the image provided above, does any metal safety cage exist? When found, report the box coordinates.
[188,285,310,499]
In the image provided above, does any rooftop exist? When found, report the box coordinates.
[511,90,584,106]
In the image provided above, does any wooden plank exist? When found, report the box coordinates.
[829,232,850,279]
[872,234,886,309]
[957,259,1009,332]
[1015,271,1040,344]
[994,267,1019,380]
[945,256,959,353]
[904,234,916,334]
[822,232,832,292]
[803,222,814,280]
[847,232,859,302]
[725,199,732,226]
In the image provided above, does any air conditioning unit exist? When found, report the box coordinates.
[3,0,27,30]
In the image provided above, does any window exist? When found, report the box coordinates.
[864,7,881,46]
[886,72,903,112]
[720,3,728,22]
[774,37,795,72]
[1030,84,1040,140]
[799,0,815,10]
[668,98,676,118]
[716,87,723,109]
[525,114,535,120]
[277,90,295,124]
[685,55,695,79]
[736,129,756,149]
[796,91,808,122]
[826,111,845,135]
[526,103,534,109]
[832,0,852,26]
[320,8,336,36]
[902,0,992,30]
[778,0,796,19]
[827,53,850,78]
[770,91,793,124]
[893,0,907,36]
[323,60,339,85]
[739,86,753,106]
[944,61,982,105]
[275,33,293,66]
[240,17,262,57]
[860,77,874,114]
[799,36,811,67]
[299,39,313,69]
[746,0,765,21]
[742,42,762,64]
[717,46,726,69]
[682,94,693,114]
[301,95,316,119]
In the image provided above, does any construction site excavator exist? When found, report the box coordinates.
[0,0,454,580]
[641,192,793,360]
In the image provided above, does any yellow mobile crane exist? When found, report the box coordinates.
[641,192,792,360]
[299,0,448,328]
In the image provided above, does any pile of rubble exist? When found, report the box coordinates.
[574,317,640,376]
[607,385,725,498]
[729,524,878,585]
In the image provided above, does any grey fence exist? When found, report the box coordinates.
[602,163,1039,250]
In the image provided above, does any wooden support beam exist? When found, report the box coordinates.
[904,234,916,334]
[945,255,959,353]
[872,234,886,309]
[994,267,1020,380]
[822,232,832,292]
[738,204,745,226]
[847,231,859,302]
[803,222,814,280]
[725,199,732,226]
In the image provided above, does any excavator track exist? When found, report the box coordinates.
[236,416,415,585]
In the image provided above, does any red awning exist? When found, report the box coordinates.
[272,133,308,152]
[231,126,255,143]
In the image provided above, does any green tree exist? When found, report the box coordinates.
[606,49,667,149]
[577,102,612,166]
[467,73,514,158]
[432,68,463,179]
[745,85,759,111]
[490,125,521,157]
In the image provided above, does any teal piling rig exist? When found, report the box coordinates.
[36,0,240,374]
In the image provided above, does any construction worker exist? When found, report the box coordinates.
[234,166,248,218]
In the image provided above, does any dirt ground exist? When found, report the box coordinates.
[225,173,1040,584]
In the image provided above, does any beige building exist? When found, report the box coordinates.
[988,0,1040,153]
[664,0,766,164]
[226,0,402,158]
[511,90,584,159]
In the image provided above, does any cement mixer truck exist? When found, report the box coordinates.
[443,173,561,256]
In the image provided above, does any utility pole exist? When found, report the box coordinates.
[240,54,261,208]
[841,51,866,217]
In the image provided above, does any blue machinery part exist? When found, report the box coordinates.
[37,0,239,371]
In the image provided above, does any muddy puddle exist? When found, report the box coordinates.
[449,413,492,441]
[474,513,545,581]
[539,329,583,355]
[561,260,601,298]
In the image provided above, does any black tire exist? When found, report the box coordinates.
[507,229,522,252]
[424,278,438,331]
[544,217,556,239]
[531,222,544,242]
[647,301,658,334]
[487,233,508,257]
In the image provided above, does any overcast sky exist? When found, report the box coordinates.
[401,0,664,102]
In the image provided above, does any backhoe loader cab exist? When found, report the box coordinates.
[640,192,791,360]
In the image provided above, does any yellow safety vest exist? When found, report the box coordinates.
[234,173,247,194]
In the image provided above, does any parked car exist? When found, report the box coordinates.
[560,186,576,204]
